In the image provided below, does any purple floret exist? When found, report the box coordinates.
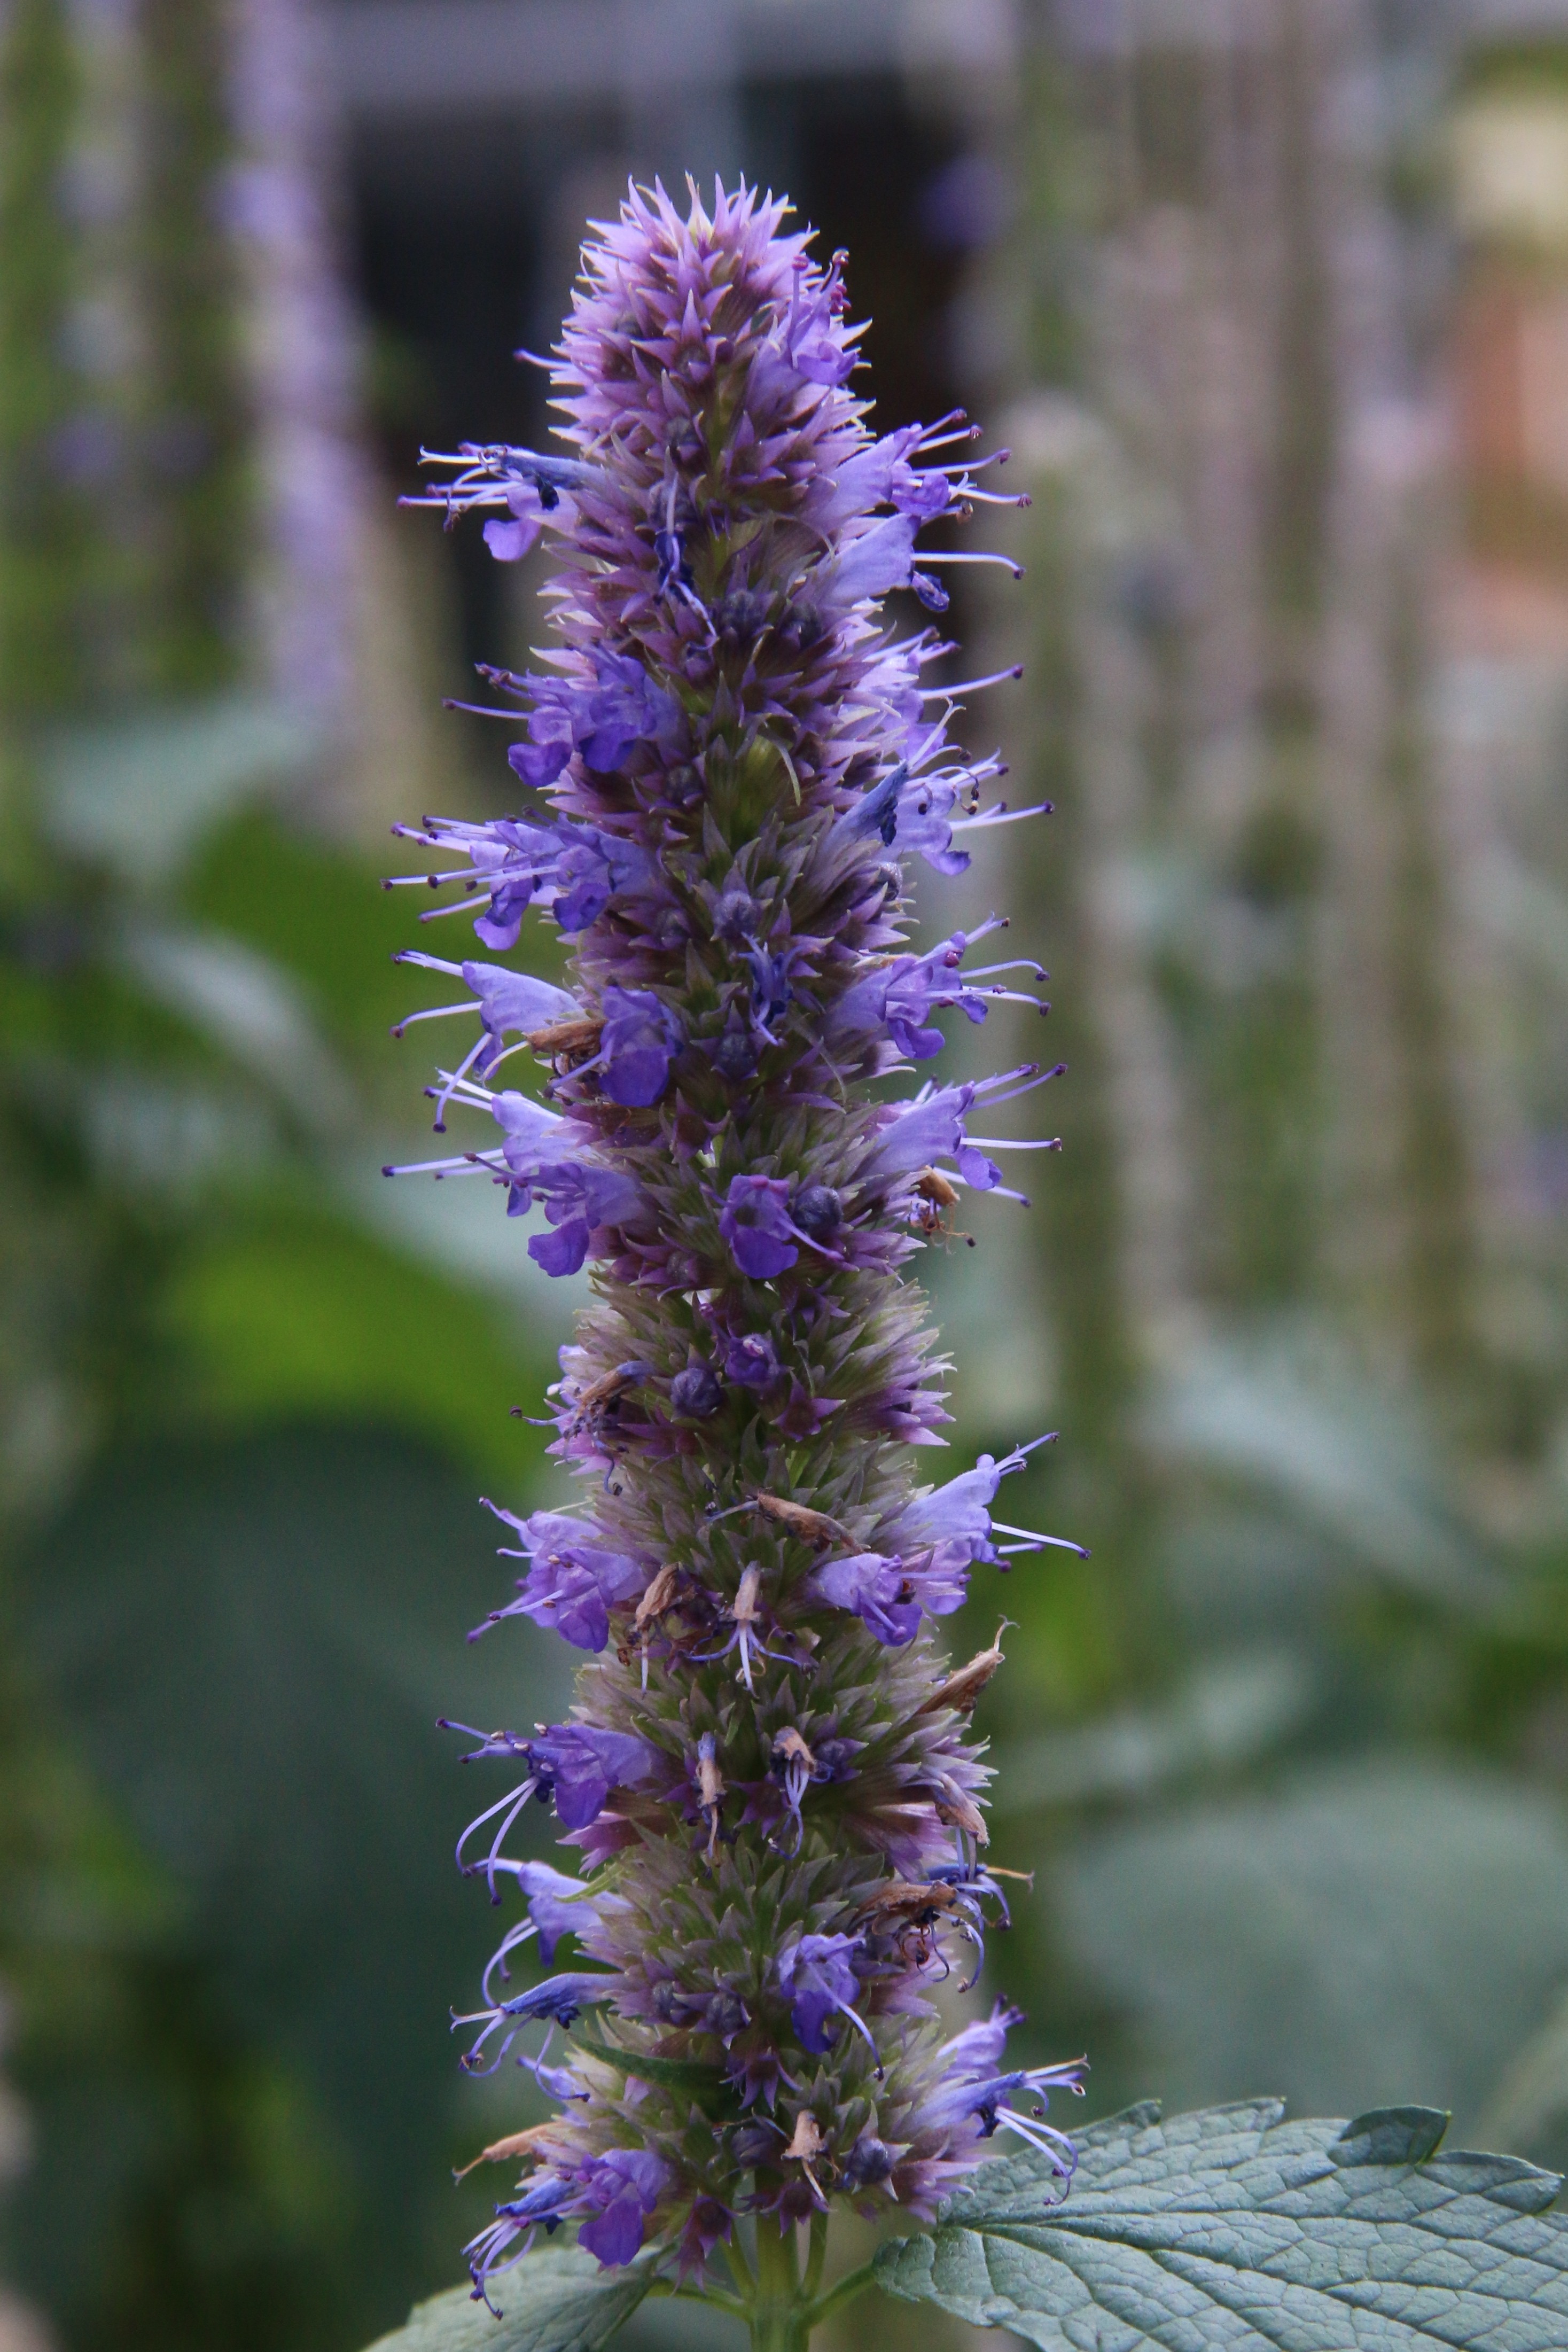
[719,1173,798,1279]
[585,986,683,1108]
[775,1930,876,2058]
[478,1506,647,1652]
[527,1725,656,1828]
[392,177,1078,2289]
[574,2149,671,2267]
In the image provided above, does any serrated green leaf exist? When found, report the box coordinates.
[873,2097,1568,2349]
[364,2249,653,2352]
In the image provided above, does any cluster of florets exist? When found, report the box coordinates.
[387,178,1085,2311]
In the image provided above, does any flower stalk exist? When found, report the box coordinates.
[387,177,1084,2340]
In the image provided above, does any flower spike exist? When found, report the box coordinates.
[389,177,1082,2313]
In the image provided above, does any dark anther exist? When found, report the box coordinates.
[669,1364,723,1419]
[665,762,704,807]
[792,1185,842,1240]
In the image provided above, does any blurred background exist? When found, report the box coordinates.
[8,0,1568,2346]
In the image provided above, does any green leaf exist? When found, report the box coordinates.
[873,2098,1568,2349]
[365,2250,653,2352]
[1053,1761,1568,2124]
[571,2034,732,2111]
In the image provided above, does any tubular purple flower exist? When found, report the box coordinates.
[576,987,683,1108]
[718,1174,797,1279]
[775,1932,878,2060]
[481,1863,602,1973]
[573,2149,672,2267]
[387,178,1083,2312]
[809,1553,922,1647]
[477,1507,649,1653]
[830,920,1046,1065]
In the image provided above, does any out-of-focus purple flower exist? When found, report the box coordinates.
[482,477,552,564]
[918,153,1013,252]
[477,1507,648,1652]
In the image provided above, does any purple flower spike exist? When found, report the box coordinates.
[394,181,1079,2296]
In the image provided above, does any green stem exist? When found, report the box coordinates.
[802,2210,827,2302]
[747,2215,810,2352]
[805,2257,878,2329]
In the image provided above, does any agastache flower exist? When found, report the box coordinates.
[388,180,1080,2317]
[474,1507,648,1652]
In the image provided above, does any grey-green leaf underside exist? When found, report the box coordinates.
[365,2247,653,2352]
[874,2098,1568,2349]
